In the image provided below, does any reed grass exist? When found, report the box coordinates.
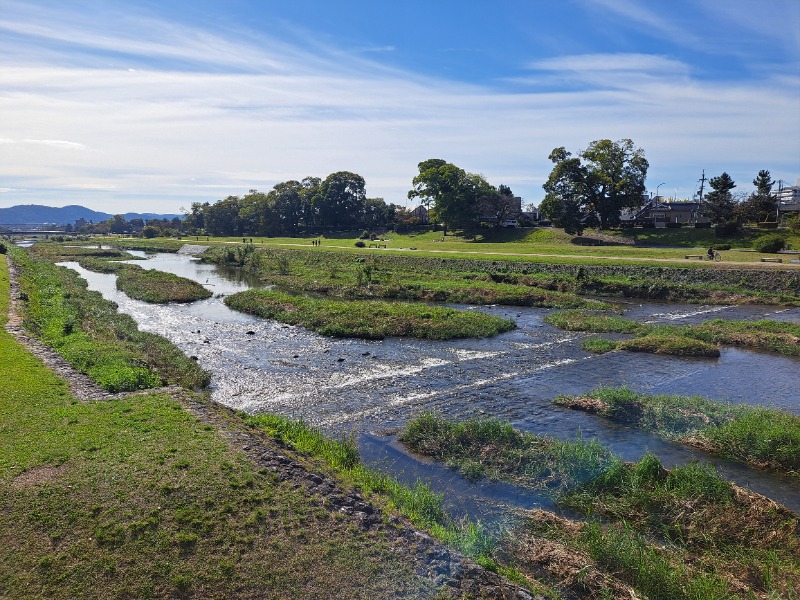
[224,289,516,339]
[546,310,800,357]
[400,414,800,598]
[556,387,800,475]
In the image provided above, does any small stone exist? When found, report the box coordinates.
[337,357,345,362]
[246,330,255,335]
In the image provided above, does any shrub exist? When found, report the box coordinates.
[354,240,365,248]
[665,222,683,228]
[358,230,370,240]
[694,222,712,228]
[0,242,6,254]
[752,234,785,254]
[712,244,731,251]
[714,221,740,237]
[142,226,159,238]
[787,215,800,234]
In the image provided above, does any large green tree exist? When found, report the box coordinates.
[736,169,777,224]
[541,139,648,233]
[702,172,737,225]
[269,180,306,234]
[408,159,496,229]
[313,171,366,229]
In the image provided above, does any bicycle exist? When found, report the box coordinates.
[705,251,721,262]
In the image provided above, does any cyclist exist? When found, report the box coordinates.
[707,247,715,260]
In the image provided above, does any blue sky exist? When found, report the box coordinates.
[1,0,798,213]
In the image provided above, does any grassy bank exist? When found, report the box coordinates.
[399,414,800,598]
[11,246,209,391]
[555,387,800,475]
[198,245,800,307]
[242,415,511,572]
[203,245,609,309]
[546,309,800,357]
[224,289,516,340]
[0,277,450,598]
[189,225,800,264]
[78,258,212,303]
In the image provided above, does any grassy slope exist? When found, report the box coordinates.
[0,258,440,599]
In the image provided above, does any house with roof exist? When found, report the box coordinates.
[410,205,429,224]
[634,199,709,226]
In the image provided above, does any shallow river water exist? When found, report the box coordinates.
[60,251,800,518]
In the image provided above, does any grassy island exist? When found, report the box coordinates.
[399,413,800,599]
[77,258,212,303]
[224,289,516,339]
[555,387,800,475]
[546,309,800,357]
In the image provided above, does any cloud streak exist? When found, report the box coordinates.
[0,2,797,212]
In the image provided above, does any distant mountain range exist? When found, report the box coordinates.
[0,204,183,226]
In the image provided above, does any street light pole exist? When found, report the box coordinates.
[656,182,665,200]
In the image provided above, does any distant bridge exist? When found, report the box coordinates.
[2,230,71,236]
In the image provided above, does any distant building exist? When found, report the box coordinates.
[635,199,709,226]
[75,218,87,230]
[410,205,429,224]
[777,179,800,216]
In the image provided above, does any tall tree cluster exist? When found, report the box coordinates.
[703,169,778,226]
[186,172,404,237]
[540,139,648,234]
[407,159,515,229]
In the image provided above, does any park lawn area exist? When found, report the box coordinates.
[0,258,441,599]
[189,226,800,265]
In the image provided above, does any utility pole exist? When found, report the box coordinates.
[696,170,707,201]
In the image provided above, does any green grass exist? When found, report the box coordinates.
[0,282,445,598]
[399,414,800,599]
[546,309,800,357]
[203,244,800,308]
[11,246,209,391]
[78,258,212,303]
[224,289,517,339]
[242,414,499,565]
[399,413,618,493]
[555,387,800,474]
[177,224,800,265]
[582,336,619,353]
[618,335,720,357]
[104,238,800,307]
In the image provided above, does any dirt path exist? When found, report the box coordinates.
[3,254,536,600]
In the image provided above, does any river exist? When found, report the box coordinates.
[59,251,800,518]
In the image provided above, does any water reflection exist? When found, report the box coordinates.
[58,253,800,516]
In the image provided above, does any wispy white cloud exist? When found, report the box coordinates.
[0,2,797,212]
[21,139,88,150]
[580,0,709,52]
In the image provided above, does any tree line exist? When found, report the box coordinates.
[71,142,786,238]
